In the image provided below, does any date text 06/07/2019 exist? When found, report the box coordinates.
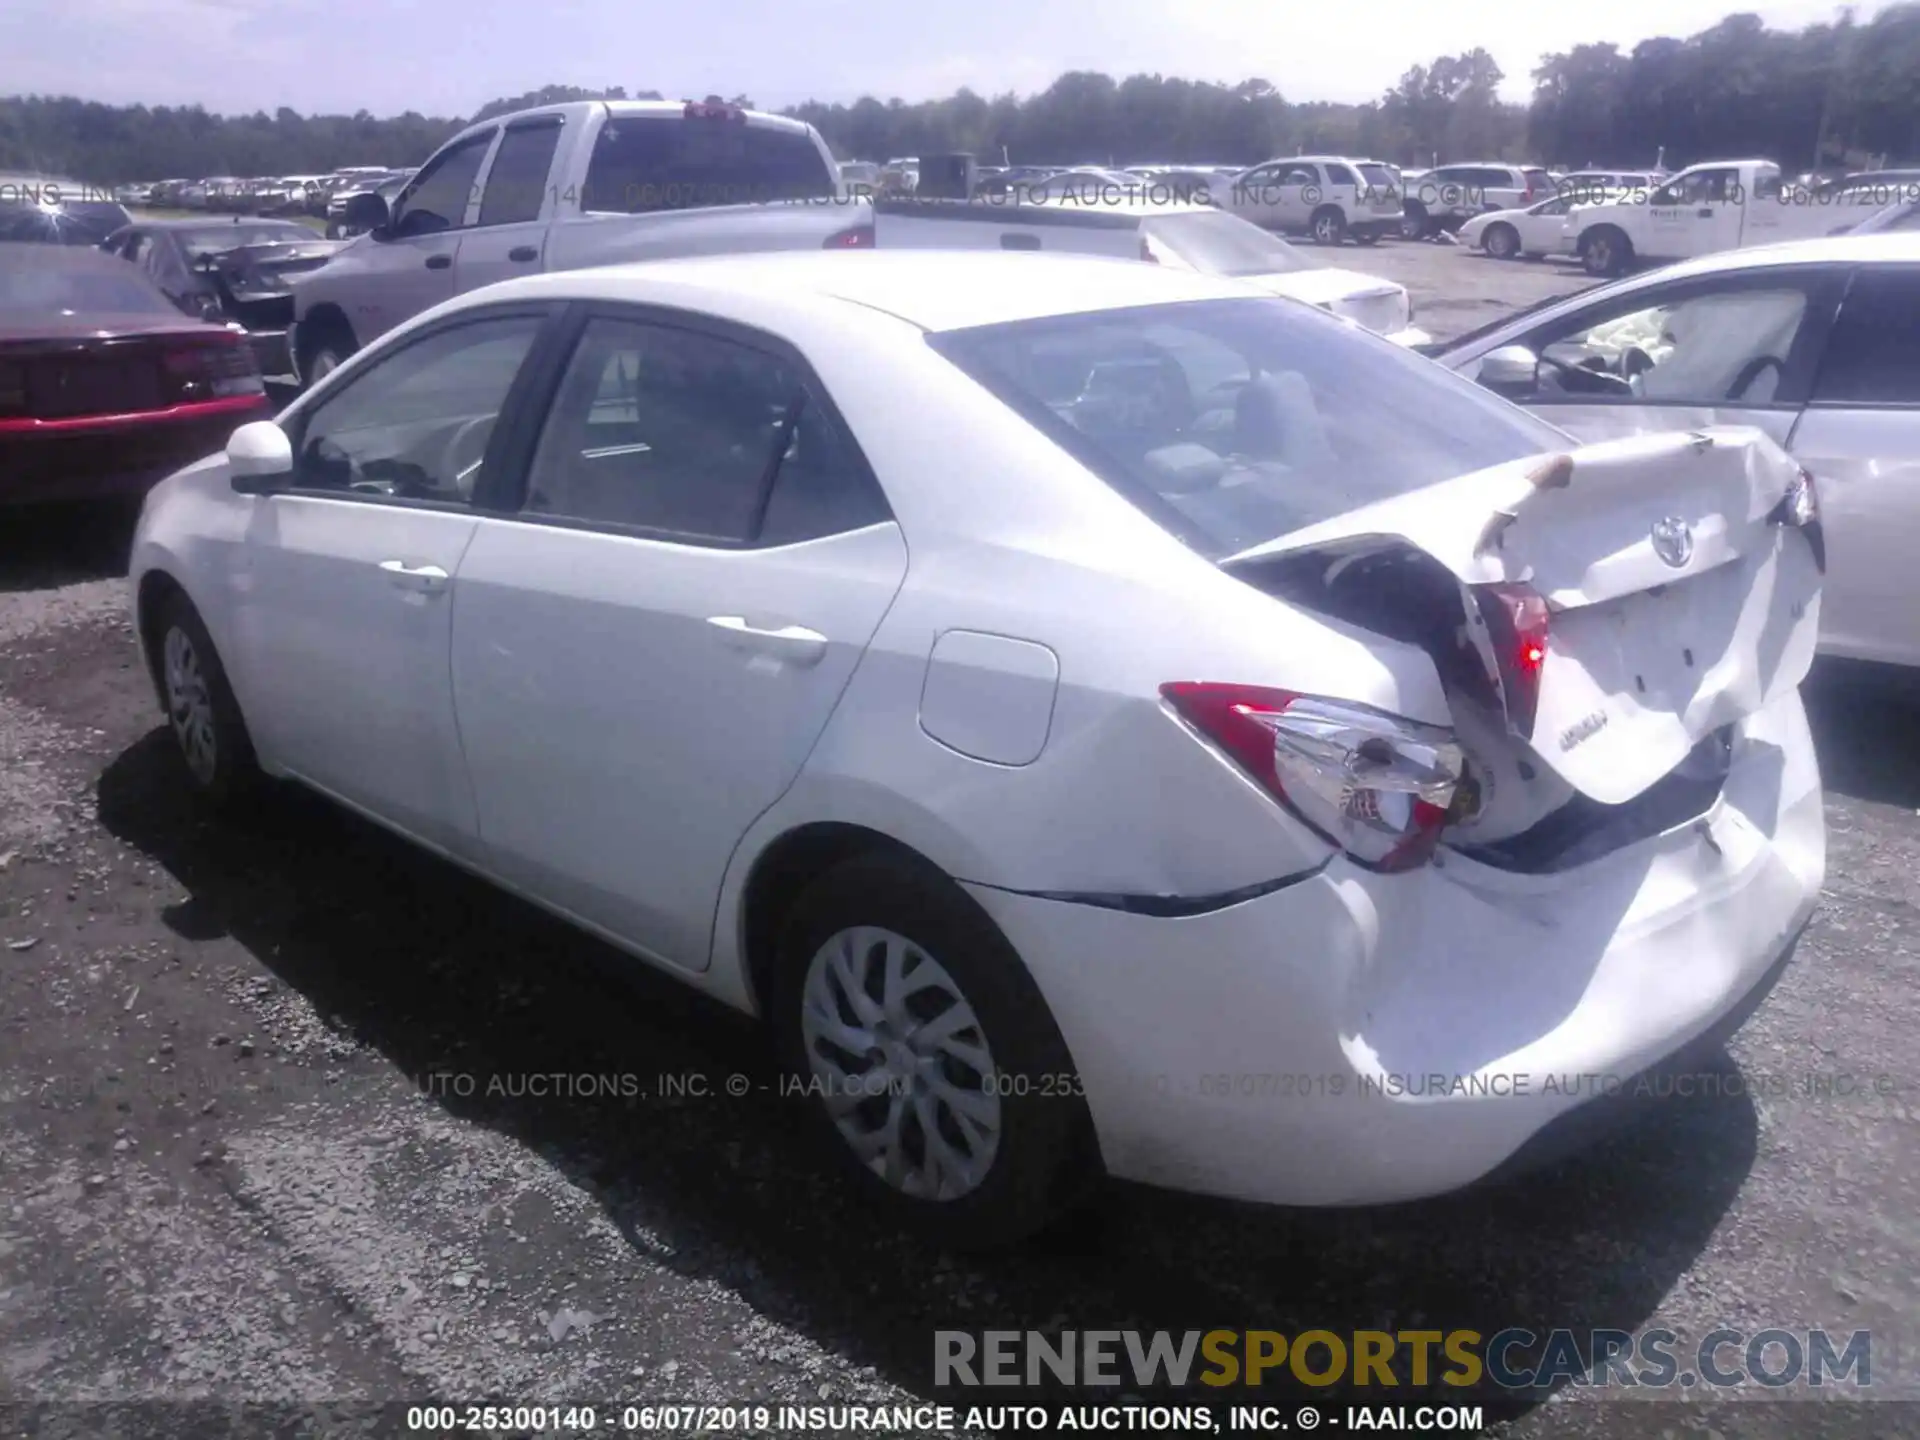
[401,1402,1485,1433]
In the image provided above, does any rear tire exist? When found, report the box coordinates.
[1310,206,1347,245]
[769,853,1095,1251]
[297,316,358,391]
[1580,226,1633,277]
[152,592,262,812]
[1398,203,1431,241]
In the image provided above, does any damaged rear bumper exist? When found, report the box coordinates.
[965,687,1824,1207]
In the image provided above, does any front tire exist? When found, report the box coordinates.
[771,853,1094,1250]
[1483,222,1521,259]
[154,593,261,810]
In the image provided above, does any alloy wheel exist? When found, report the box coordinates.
[799,925,1003,1201]
[163,625,218,784]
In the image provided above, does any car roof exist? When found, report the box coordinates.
[1621,231,1920,280]
[1441,232,1920,355]
[476,250,1258,332]
[131,217,316,231]
[0,240,139,271]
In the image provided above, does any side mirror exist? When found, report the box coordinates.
[227,420,294,494]
[1476,344,1541,393]
[342,190,390,235]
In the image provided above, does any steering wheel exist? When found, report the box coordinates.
[1538,351,1635,396]
[1726,355,1784,401]
[440,414,497,499]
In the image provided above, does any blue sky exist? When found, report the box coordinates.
[0,0,1869,116]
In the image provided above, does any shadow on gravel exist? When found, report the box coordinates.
[0,500,138,593]
[1804,662,1920,810]
[98,727,1760,1424]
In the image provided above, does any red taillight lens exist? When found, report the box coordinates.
[1160,683,1464,873]
[1474,583,1551,737]
[822,223,874,248]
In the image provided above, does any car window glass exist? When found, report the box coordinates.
[1529,286,1811,404]
[1812,270,1920,404]
[393,132,493,236]
[1324,164,1359,187]
[528,318,813,541]
[931,296,1566,558]
[294,316,540,502]
[1280,166,1319,186]
[479,123,563,227]
[581,118,835,213]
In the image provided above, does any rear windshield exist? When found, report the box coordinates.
[179,224,314,257]
[1143,211,1316,277]
[929,297,1563,557]
[0,200,131,245]
[582,118,837,213]
[1525,169,1553,187]
[0,256,175,315]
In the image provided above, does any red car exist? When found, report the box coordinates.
[1,242,272,508]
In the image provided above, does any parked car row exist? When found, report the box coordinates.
[118,167,413,221]
[1457,159,1920,274]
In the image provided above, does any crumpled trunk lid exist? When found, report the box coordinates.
[1224,427,1823,806]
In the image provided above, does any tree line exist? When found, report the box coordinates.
[2,6,1915,185]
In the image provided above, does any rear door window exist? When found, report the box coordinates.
[478,120,564,227]
[582,118,835,213]
[522,315,888,544]
[1810,268,1920,405]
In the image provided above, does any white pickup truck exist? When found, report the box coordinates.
[1565,158,1918,276]
[291,104,1433,381]
[289,98,863,382]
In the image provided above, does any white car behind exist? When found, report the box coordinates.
[130,252,1826,1248]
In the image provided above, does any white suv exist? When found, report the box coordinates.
[1403,163,1554,238]
[1223,155,1404,245]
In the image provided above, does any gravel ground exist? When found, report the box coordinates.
[1323,235,1600,342]
[2,248,1916,1439]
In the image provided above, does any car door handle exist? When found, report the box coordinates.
[425,254,452,270]
[379,559,450,592]
[706,615,828,666]
[508,245,539,262]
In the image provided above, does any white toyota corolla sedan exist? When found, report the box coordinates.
[129,251,1827,1249]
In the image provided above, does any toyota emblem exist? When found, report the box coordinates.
[1651,515,1694,568]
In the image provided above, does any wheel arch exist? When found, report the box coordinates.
[134,567,189,711]
[730,820,961,1021]
[294,303,358,378]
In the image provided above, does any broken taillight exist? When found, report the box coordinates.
[1474,583,1551,737]
[1160,683,1464,873]
[1769,465,1825,571]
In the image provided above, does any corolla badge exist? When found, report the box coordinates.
[1650,515,1694,568]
